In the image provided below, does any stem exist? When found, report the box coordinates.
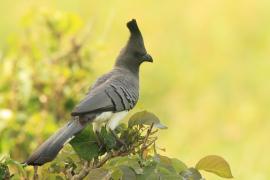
[71,161,91,180]
[140,123,154,159]
[68,124,158,179]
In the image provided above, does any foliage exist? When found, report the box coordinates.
[196,155,233,178]
[0,9,234,179]
[0,9,92,163]
[0,111,233,179]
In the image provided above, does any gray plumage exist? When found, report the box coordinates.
[25,19,153,166]
[71,68,139,115]
[24,118,86,166]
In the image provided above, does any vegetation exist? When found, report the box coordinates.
[1,111,232,179]
[0,9,234,179]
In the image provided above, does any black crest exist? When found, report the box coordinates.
[126,19,141,36]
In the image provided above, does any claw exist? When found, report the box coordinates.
[95,131,105,151]
[109,129,128,150]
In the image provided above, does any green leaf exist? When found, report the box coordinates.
[128,161,143,174]
[128,111,167,129]
[195,155,233,178]
[136,162,159,180]
[100,127,117,150]
[106,156,130,167]
[69,124,99,160]
[161,175,184,180]
[111,167,123,180]
[119,166,137,180]
[155,154,176,173]
[87,168,111,180]
[105,156,143,175]
[171,158,188,173]
[180,167,203,180]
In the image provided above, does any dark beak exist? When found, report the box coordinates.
[142,53,153,62]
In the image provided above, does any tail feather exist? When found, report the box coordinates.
[25,119,85,166]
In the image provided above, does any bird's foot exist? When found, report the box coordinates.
[95,131,105,152]
[109,129,128,150]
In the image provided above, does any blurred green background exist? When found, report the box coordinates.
[0,0,270,179]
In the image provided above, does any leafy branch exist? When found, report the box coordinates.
[0,111,233,179]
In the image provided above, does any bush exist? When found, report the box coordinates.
[0,9,233,180]
[1,111,232,179]
[0,8,92,162]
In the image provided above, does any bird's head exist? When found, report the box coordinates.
[115,19,153,70]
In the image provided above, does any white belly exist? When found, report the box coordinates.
[93,111,113,123]
[92,111,128,132]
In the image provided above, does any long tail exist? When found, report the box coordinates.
[24,118,85,166]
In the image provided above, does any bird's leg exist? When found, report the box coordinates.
[106,111,128,149]
[93,122,105,151]
[109,129,127,150]
[94,131,105,151]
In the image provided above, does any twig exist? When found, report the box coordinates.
[71,161,91,180]
[64,168,73,179]
[71,148,135,180]
[69,124,158,179]
[150,129,158,135]
[140,123,154,158]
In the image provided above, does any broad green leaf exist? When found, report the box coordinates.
[105,156,143,175]
[195,155,233,178]
[161,175,184,180]
[171,158,188,173]
[100,127,117,150]
[119,166,136,180]
[180,167,203,180]
[69,124,99,160]
[137,161,180,180]
[106,156,131,167]
[111,167,123,180]
[155,155,176,173]
[128,111,167,129]
[137,162,158,180]
[87,168,111,180]
[157,166,174,175]
[128,161,143,174]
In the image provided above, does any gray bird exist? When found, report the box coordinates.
[25,19,153,166]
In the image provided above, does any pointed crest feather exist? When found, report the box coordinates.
[127,19,141,36]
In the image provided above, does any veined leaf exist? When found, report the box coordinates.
[119,166,136,180]
[180,167,203,180]
[69,124,99,160]
[87,168,111,180]
[100,127,117,150]
[171,158,188,173]
[128,111,167,129]
[111,167,123,180]
[195,155,233,178]
[105,156,143,175]
[155,155,181,175]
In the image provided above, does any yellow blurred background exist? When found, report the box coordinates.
[1,0,270,179]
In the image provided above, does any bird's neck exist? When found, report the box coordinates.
[114,58,140,76]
